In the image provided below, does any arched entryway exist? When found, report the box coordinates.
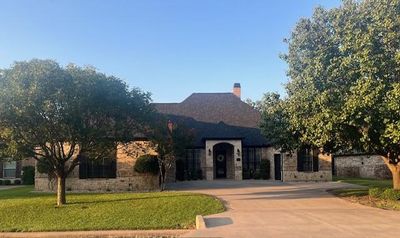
[213,143,234,179]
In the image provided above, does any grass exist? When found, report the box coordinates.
[332,177,400,210]
[0,186,225,232]
[334,176,393,188]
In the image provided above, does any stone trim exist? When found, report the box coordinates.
[205,140,242,180]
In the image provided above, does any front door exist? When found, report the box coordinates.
[215,150,227,178]
[274,154,282,180]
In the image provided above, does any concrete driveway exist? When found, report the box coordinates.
[168,180,400,238]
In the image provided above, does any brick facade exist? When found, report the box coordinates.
[281,152,332,182]
[35,141,160,192]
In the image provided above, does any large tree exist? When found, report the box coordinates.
[0,59,153,205]
[262,0,400,189]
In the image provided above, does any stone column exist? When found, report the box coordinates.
[205,141,214,181]
[233,141,243,180]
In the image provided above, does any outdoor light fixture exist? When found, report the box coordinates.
[208,149,212,156]
[237,148,240,156]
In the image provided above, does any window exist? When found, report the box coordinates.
[79,156,116,179]
[176,149,202,180]
[297,147,319,172]
[185,149,201,172]
[3,161,17,178]
[242,147,262,178]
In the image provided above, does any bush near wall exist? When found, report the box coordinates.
[134,155,159,175]
[243,160,270,180]
[369,188,400,201]
[260,160,271,180]
[22,166,35,185]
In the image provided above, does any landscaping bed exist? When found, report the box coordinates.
[332,177,400,210]
[0,186,224,232]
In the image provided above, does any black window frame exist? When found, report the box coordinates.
[242,147,262,175]
[297,147,319,172]
[79,155,117,179]
[176,148,202,181]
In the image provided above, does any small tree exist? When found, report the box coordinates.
[0,60,153,205]
[148,118,193,191]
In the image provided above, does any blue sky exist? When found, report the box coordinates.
[0,0,341,102]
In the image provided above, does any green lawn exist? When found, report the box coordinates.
[332,176,392,197]
[0,186,224,232]
[334,176,393,188]
[332,177,400,210]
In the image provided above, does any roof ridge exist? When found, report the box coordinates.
[191,92,232,94]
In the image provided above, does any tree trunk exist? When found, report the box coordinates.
[161,169,168,191]
[56,176,66,206]
[391,166,400,190]
[382,155,400,190]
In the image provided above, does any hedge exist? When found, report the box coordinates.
[134,155,159,175]
[22,166,35,185]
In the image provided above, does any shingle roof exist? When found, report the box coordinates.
[154,93,269,147]
[156,93,261,128]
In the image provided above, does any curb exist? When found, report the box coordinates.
[195,215,206,230]
[0,230,188,238]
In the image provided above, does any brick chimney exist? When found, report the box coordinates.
[233,83,241,98]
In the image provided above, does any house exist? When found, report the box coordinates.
[155,83,332,182]
[35,83,332,192]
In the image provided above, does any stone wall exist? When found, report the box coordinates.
[35,175,159,192]
[334,154,391,179]
[281,152,332,182]
[35,141,160,192]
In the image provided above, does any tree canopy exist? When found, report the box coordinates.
[0,59,154,204]
[261,0,400,188]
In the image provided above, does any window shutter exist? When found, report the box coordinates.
[15,161,22,178]
[78,155,87,179]
[109,159,117,178]
[313,151,319,172]
[297,151,303,172]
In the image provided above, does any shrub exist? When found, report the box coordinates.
[0,180,3,185]
[14,180,21,185]
[381,188,400,201]
[242,169,251,179]
[369,187,383,198]
[134,155,159,175]
[253,171,261,180]
[36,159,52,174]
[260,160,271,180]
[4,180,11,185]
[22,166,35,185]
